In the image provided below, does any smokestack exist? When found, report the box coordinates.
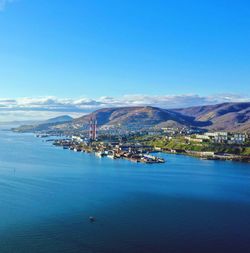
[89,117,97,140]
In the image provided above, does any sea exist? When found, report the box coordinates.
[0,128,250,253]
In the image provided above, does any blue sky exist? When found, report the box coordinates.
[0,0,250,120]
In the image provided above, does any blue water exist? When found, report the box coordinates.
[0,130,250,253]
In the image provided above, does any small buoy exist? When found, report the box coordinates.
[89,216,96,223]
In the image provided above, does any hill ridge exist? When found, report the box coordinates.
[13,102,250,133]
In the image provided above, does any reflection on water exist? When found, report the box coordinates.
[0,130,250,253]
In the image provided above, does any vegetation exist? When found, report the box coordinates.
[242,147,250,156]
[130,134,250,156]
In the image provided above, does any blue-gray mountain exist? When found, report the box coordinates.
[13,115,73,132]
[14,102,250,133]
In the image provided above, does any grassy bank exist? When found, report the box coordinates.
[130,135,250,156]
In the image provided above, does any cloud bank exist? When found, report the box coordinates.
[0,94,249,122]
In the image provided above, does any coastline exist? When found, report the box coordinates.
[10,127,250,164]
[160,149,250,163]
[44,133,250,164]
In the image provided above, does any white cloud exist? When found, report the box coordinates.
[0,0,14,11]
[0,94,249,122]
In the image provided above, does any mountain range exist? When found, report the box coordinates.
[174,102,250,132]
[13,102,250,133]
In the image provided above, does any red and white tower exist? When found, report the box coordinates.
[89,117,97,140]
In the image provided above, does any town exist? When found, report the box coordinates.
[36,118,250,163]
[50,119,165,164]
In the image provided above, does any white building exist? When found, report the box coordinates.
[200,132,248,144]
[228,133,248,144]
[72,135,84,143]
